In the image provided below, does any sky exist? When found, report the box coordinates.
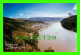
[3,3,77,18]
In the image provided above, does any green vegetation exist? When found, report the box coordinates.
[61,15,77,32]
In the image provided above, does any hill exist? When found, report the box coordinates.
[19,17,64,22]
[4,17,44,52]
[61,15,77,32]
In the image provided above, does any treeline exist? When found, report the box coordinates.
[61,15,77,32]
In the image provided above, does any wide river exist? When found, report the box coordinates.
[37,22,76,52]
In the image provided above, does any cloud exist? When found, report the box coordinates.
[67,11,73,16]
[27,11,71,18]
[53,12,73,18]
[71,4,77,15]
[28,12,54,17]
[73,4,77,10]
[20,13,23,16]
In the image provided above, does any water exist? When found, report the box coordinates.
[37,22,77,52]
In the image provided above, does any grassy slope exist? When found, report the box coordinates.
[4,17,41,52]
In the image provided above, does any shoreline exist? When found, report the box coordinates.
[38,24,51,32]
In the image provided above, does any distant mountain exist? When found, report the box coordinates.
[29,17,64,22]
[19,17,64,22]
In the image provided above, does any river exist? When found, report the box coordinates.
[37,22,76,52]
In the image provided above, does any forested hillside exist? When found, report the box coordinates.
[61,15,77,32]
